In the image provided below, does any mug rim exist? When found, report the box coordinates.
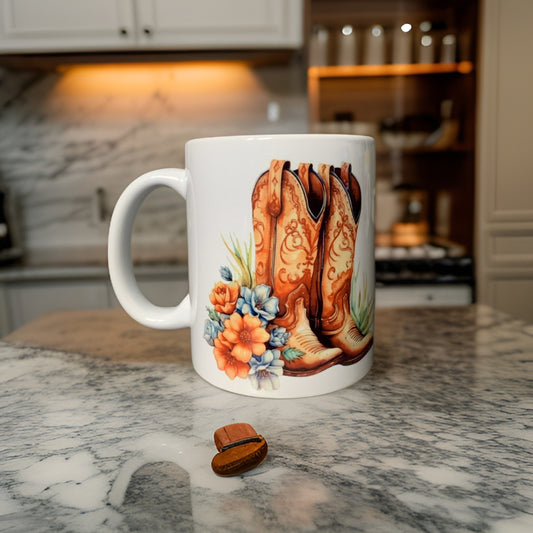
[186,133,375,147]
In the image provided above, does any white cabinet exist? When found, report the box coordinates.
[136,0,302,50]
[0,266,188,336]
[0,0,303,53]
[0,0,136,52]
[476,0,533,322]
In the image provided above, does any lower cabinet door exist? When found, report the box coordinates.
[108,277,189,308]
[487,275,533,323]
[5,280,109,332]
[0,271,189,336]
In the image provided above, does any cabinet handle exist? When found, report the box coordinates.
[143,26,153,37]
[119,27,129,37]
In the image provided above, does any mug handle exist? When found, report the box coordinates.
[108,168,191,330]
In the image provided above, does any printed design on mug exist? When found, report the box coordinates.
[204,160,374,392]
[204,235,286,392]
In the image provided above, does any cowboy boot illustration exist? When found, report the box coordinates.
[252,160,342,375]
[316,163,373,364]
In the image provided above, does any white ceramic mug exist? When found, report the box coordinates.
[108,134,375,398]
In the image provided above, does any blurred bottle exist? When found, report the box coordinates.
[336,24,358,65]
[392,23,413,64]
[364,25,386,65]
[309,25,330,66]
[417,20,434,63]
[440,34,457,63]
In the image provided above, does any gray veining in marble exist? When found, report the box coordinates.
[0,62,307,265]
[1,305,533,532]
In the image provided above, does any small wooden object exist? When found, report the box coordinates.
[211,423,268,477]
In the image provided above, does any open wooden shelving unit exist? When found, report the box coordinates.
[307,0,479,252]
[309,60,474,79]
[308,61,474,123]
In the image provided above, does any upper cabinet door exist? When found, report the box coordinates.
[0,0,303,53]
[0,0,136,52]
[135,0,303,49]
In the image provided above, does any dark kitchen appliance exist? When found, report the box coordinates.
[0,175,23,264]
[375,241,475,304]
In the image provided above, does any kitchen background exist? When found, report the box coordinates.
[0,0,532,334]
[0,60,307,264]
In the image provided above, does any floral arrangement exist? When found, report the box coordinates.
[203,236,288,391]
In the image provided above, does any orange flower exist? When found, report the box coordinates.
[209,281,240,315]
[213,335,250,380]
[222,313,270,361]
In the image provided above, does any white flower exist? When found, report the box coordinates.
[248,350,284,391]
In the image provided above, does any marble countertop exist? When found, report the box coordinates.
[1,305,532,532]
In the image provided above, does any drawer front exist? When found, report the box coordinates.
[376,285,472,309]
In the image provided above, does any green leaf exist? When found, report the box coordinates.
[221,233,256,288]
[282,347,305,362]
[207,307,219,321]
[350,262,374,336]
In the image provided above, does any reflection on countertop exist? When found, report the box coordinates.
[1,305,533,532]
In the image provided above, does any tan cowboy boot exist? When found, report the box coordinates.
[252,160,342,376]
[252,159,286,285]
[317,163,373,364]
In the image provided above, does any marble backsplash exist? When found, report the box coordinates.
[0,60,308,265]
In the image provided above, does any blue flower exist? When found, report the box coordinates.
[203,318,223,346]
[218,313,230,324]
[220,266,233,282]
[269,327,290,348]
[237,284,279,326]
[248,350,284,391]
